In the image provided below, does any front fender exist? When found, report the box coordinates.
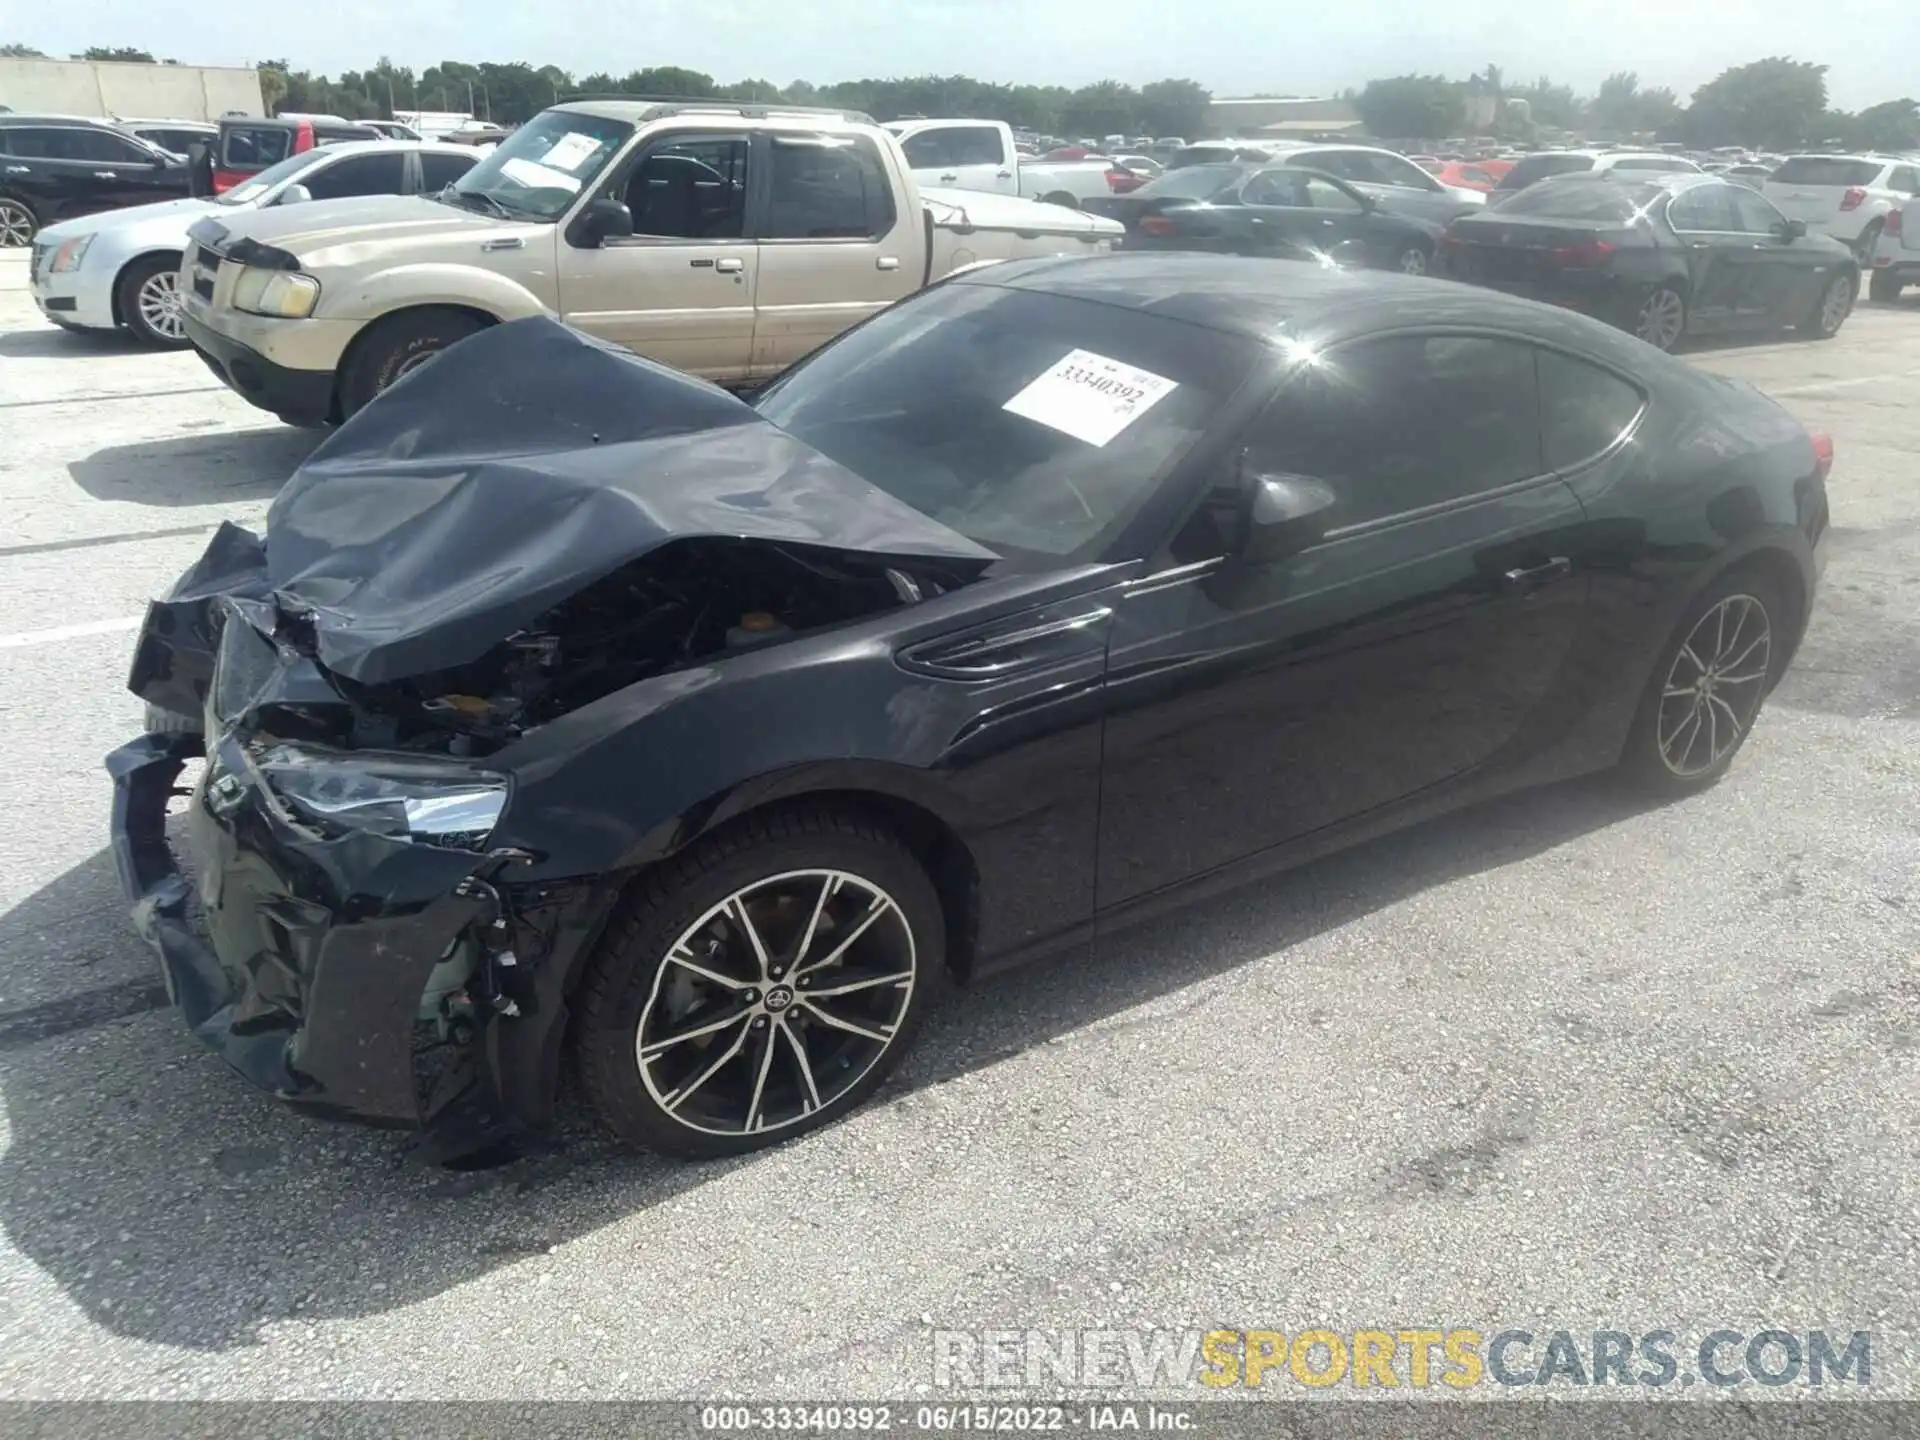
[328,264,553,325]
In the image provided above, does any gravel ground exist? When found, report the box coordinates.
[0,250,1915,1405]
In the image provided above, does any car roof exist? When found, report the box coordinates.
[953,252,1610,348]
[300,139,480,158]
[117,117,214,128]
[0,112,136,127]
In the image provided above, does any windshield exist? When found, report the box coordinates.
[1135,164,1245,200]
[217,147,334,205]
[1488,178,1659,219]
[753,282,1255,563]
[446,110,632,220]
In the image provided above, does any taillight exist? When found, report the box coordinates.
[1886,209,1903,237]
[1811,430,1834,483]
[1137,214,1177,236]
[1839,186,1867,211]
[1550,239,1616,267]
[1106,167,1142,193]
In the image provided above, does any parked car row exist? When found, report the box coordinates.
[1088,161,1869,352]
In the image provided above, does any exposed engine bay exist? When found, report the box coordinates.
[269,539,963,755]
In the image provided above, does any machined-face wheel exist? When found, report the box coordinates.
[1635,287,1686,351]
[1397,246,1429,275]
[1818,274,1853,333]
[137,269,186,342]
[1656,594,1772,778]
[634,868,918,1139]
[0,199,34,247]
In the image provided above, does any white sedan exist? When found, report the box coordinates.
[28,140,481,347]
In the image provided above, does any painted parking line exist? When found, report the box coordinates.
[0,616,142,649]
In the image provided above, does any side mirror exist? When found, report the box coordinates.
[1778,218,1806,241]
[1239,471,1338,565]
[277,182,313,206]
[575,196,634,247]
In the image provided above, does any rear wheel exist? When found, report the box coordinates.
[337,307,484,419]
[0,195,37,247]
[573,808,941,1158]
[1631,285,1688,351]
[1801,270,1856,338]
[1037,191,1079,209]
[116,254,190,348]
[1868,269,1904,303]
[1621,568,1784,795]
[1394,244,1430,276]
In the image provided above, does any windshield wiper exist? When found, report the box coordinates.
[437,185,515,219]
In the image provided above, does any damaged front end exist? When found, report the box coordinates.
[107,316,993,1161]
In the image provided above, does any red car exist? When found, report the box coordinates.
[1437,159,1514,192]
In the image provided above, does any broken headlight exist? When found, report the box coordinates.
[231,267,320,319]
[253,744,508,850]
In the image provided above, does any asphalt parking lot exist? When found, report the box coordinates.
[0,249,1916,1403]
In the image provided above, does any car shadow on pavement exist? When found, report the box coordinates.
[0,327,156,358]
[0,773,1656,1352]
[68,427,322,507]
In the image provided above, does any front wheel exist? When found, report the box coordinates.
[1037,191,1080,209]
[1631,285,1688,352]
[1852,219,1883,264]
[1801,270,1856,339]
[1620,570,1784,796]
[0,195,38,247]
[573,808,942,1158]
[1393,244,1430,276]
[116,254,190,348]
[337,307,484,419]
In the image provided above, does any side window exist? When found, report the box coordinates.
[0,127,64,159]
[765,134,896,240]
[622,135,750,240]
[899,130,951,170]
[1302,151,1357,180]
[419,151,477,191]
[224,127,291,167]
[1538,350,1643,472]
[1890,167,1920,196]
[949,126,1006,167]
[1730,187,1786,235]
[1667,185,1740,232]
[1302,176,1364,212]
[1241,335,1544,529]
[76,130,153,163]
[302,152,407,200]
[1240,171,1302,207]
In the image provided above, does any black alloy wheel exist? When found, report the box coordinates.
[574,808,941,1157]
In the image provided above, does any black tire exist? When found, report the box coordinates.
[1038,191,1080,209]
[1868,269,1904,303]
[337,307,484,419]
[115,253,190,348]
[0,194,38,247]
[144,700,201,736]
[1620,566,1787,796]
[1800,269,1856,339]
[573,807,943,1158]
[1628,283,1688,352]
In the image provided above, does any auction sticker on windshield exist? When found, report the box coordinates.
[541,132,605,173]
[1003,349,1179,447]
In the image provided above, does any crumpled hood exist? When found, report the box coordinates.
[245,316,994,684]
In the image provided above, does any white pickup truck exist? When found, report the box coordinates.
[175,100,1124,426]
[884,118,1138,209]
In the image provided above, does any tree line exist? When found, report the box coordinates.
[1356,60,1919,151]
[3,42,1915,152]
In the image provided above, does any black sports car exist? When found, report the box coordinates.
[1088,164,1445,275]
[109,256,1830,1162]
[1446,174,1859,352]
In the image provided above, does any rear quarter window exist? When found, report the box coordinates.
[1538,351,1644,471]
[1770,158,1885,187]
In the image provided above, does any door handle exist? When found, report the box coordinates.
[877,256,900,271]
[93,171,119,180]
[714,257,745,273]
[996,170,1013,179]
[5,164,30,174]
[1502,556,1572,591]
[939,172,959,182]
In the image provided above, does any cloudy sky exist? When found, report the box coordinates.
[13,0,1917,109]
